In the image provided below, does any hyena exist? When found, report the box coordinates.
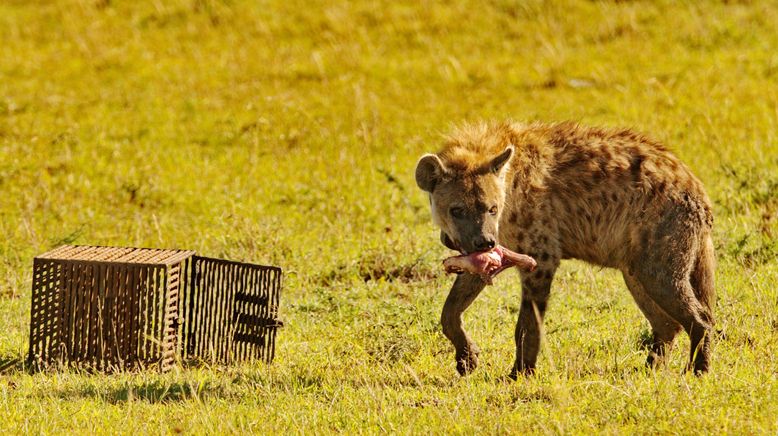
[415,121,715,378]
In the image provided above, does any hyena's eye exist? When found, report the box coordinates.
[450,207,465,219]
[488,205,498,215]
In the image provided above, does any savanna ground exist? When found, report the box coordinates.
[1,0,777,433]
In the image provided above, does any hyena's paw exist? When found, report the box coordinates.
[508,362,535,380]
[455,347,480,376]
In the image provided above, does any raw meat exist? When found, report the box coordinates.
[443,246,537,284]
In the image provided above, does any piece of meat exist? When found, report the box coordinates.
[443,246,537,284]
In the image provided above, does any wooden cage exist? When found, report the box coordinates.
[28,245,282,371]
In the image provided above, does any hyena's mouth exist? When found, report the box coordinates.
[440,232,462,253]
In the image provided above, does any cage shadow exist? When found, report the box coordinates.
[109,379,230,403]
[0,353,28,374]
[53,378,232,404]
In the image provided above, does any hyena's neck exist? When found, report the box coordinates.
[504,126,556,200]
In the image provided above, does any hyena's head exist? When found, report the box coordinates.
[415,146,514,254]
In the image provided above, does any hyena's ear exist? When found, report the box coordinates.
[415,154,448,192]
[489,145,514,175]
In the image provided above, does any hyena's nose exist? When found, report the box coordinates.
[474,237,496,252]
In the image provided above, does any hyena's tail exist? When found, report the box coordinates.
[691,232,716,320]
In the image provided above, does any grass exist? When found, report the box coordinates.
[1,0,777,433]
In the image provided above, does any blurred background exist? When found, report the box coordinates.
[0,0,776,432]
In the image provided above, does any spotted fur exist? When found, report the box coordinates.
[416,121,715,377]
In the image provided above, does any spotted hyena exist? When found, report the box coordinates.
[415,121,715,378]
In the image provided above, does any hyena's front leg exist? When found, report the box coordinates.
[441,273,487,375]
[511,259,557,378]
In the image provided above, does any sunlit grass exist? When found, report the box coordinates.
[1,0,777,433]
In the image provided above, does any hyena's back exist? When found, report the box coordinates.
[533,123,714,270]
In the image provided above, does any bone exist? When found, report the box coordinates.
[443,246,537,284]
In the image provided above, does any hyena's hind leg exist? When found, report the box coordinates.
[622,272,682,369]
[633,237,715,374]
[637,270,713,374]
[635,204,716,374]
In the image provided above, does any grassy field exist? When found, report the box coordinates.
[1,0,777,433]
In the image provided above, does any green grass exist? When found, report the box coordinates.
[1,0,777,433]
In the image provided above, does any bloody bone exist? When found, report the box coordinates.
[443,246,537,284]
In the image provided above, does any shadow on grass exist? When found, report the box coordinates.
[108,379,229,403]
[0,353,27,374]
[52,378,233,404]
[0,352,235,403]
